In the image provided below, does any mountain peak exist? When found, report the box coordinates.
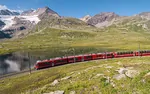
[0,9,20,15]
[80,15,92,22]
[21,6,59,16]
[138,12,150,20]
[21,9,34,16]
[0,5,20,15]
[95,12,118,17]
[87,12,119,27]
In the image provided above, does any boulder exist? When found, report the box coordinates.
[44,91,64,94]
[125,70,140,78]
[144,72,150,77]
[116,68,128,74]
[51,80,59,86]
[54,91,64,94]
[96,74,104,77]
[69,91,76,94]
[105,66,113,69]
[61,76,71,81]
[113,74,126,80]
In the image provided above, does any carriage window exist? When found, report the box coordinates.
[69,58,74,60]
[75,57,80,60]
[86,56,92,59]
[107,54,112,56]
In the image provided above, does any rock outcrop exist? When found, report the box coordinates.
[138,12,150,20]
[114,67,140,80]
[80,15,91,22]
[87,12,119,28]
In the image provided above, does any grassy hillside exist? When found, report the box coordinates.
[0,57,150,94]
[1,26,150,55]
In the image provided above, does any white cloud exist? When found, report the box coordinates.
[0,5,8,10]
[11,9,23,13]
[0,5,23,13]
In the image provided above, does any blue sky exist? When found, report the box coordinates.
[0,0,150,18]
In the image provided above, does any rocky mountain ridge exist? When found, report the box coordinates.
[80,15,92,22]
[0,7,60,38]
[86,12,119,28]
[1,6,150,39]
[0,9,20,15]
[21,7,59,17]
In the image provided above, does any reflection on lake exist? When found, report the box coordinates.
[0,52,37,76]
[0,47,114,76]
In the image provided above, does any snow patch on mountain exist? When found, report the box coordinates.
[0,15,15,30]
[0,15,40,30]
[80,15,91,22]
[19,15,40,24]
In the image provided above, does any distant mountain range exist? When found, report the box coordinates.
[0,7,60,38]
[0,9,20,15]
[1,6,150,39]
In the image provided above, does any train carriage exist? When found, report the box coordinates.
[106,52,114,58]
[139,50,150,56]
[94,53,105,59]
[115,51,134,58]
[75,55,84,62]
[34,50,150,70]
[83,54,92,61]
[67,56,75,63]
[34,60,53,69]
[53,57,68,66]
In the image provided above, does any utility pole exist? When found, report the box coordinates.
[28,52,31,74]
[105,51,107,60]
[72,48,76,63]
[138,39,141,57]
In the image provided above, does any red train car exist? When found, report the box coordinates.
[34,60,53,69]
[92,53,105,60]
[115,51,134,58]
[53,57,68,66]
[34,50,150,70]
[67,56,75,63]
[74,55,84,62]
[139,50,150,56]
[106,52,114,58]
[83,54,92,61]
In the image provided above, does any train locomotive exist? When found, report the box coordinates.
[34,50,150,70]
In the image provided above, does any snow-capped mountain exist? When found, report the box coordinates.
[21,7,58,16]
[0,5,20,15]
[0,6,59,30]
[0,15,40,30]
[0,6,60,39]
[0,9,20,15]
[21,9,34,16]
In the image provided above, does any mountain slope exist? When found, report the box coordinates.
[37,16,93,30]
[0,31,10,39]
[87,12,119,28]
[0,20,5,29]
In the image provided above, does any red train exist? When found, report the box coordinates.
[34,50,150,70]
